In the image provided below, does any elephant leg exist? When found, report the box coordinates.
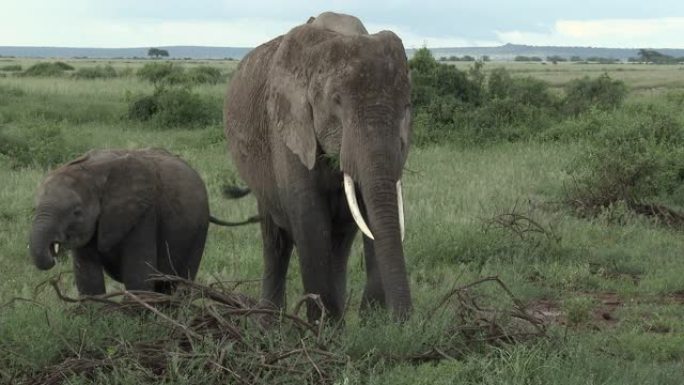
[329,222,357,318]
[259,211,293,309]
[288,201,344,321]
[154,230,207,294]
[360,235,386,312]
[73,245,106,296]
[119,210,157,292]
[183,230,207,281]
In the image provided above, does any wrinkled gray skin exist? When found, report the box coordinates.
[224,12,412,320]
[308,11,369,36]
[29,149,210,294]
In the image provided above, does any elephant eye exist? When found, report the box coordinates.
[332,93,342,105]
[73,208,83,217]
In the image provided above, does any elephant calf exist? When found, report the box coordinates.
[29,148,236,295]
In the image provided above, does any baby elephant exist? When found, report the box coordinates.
[29,148,229,294]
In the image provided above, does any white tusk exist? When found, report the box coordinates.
[53,243,60,255]
[343,174,374,240]
[397,180,405,242]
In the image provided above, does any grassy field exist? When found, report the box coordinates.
[449,61,684,92]
[1,58,684,384]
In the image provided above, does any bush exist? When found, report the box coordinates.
[186,66,224,84]
[127,95,159,121]
[563,73,627,115]
[0,125,87,169]
[137,62,186,86]
[21,62,74,77]
[0,64,22,72]
[136,63,225,84]
[566,102,684,218]
[128,89,221,127]
[489,71,556,107]
[408,53,632,147]
[514,56,543,62]
[53,61,75,70]
[73,65,118,79]
[155,88,221,127]
[487,67,513,100]
[409,55,562,144]
[410,49,484,107]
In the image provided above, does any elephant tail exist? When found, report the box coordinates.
[222,185,251,199]
[209,215,261,227]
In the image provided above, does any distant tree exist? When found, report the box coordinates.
[148,48,170,58]
[448,55,458,61]
[636,49,678,64]
[438,56,448,61]
[570,56,583,62]
[637,49,655,62]
[514,56,543,62]
[546,55,567,64]
[462,55,475,62]
[586,57,619,64]
[481,55,490,62]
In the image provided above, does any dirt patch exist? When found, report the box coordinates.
[528,292,622,329]
[529,291,684,331]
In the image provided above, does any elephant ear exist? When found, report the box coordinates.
[97,155,156,252]
[268,29,318,170]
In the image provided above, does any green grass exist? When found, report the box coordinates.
[2,59,684,383]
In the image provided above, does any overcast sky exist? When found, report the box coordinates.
[2,1,684,48]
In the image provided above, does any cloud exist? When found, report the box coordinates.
[3,3,683,50]
[366,23,500,49]
[0,16,299,47]
[496,17,684,48]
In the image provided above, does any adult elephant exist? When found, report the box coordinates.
[28,148,255,295]
[224,12,412,320]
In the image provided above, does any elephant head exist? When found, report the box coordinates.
[29,152,155,270]
[268,21,413,317]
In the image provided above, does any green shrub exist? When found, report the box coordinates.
[409,60,560,144]
[73,65,118,79]
[137,62,186,86]
[408,55,631,147]
[127,95,159,121]
[487,67,513,100]
[131,62,223,127]
[458,98,556,141]
[186,66,224,84]
[53,61,75,70]
[409,48,484,107]
[0,125,87,169]
[128,89,221,127]
[566,103,684,217]
[563,73,627,115]
[0,64,22,72]
[21,62,74,77]
[540,108,610,142]
[155,88,221,127]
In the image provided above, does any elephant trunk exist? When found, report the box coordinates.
[359,172,412,320]
[29,211,60,270]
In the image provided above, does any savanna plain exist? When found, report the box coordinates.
[1,54,684,384]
